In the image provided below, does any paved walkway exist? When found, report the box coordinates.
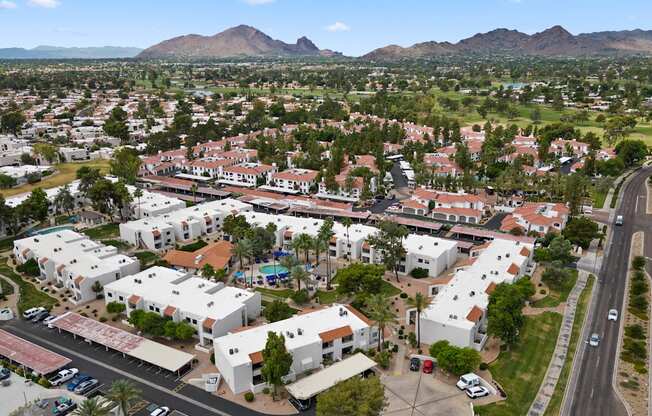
[0,272,19,312]
[527,270,590,416]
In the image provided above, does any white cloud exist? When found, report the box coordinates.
[242,0,274,5]
[28,0,60,8]
[0,1,17,9]
[326,21,350,32]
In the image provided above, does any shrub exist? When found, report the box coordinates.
[106,301,126,314]
[632,256,646,271]
[625,324,646,340]
[99,316,107,323]
[16,259,40,277]
[244,392,255,402]
[392,344,399,353]
[290,289,310,305]
[408,332,417,348]
[410,267,429,279]
[399,293,408,299]
[37,377,51,388]
[377,351,391,369]
[262,387,270,395]
[479,362,489,371]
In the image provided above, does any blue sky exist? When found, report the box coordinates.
[1,0,651,56]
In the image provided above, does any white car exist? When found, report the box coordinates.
[466,386,490,399]
[589,333,600,347]
[150,407,170,416]
[48,368,79,386]
[22,307,46,320]
[608,309,618,321]
[43,315,58,327]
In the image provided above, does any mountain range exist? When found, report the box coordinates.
[137,25,340,59]
[0,45,143,59]
[363,26,652,60]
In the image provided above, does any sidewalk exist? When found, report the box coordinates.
[527,270,590,416]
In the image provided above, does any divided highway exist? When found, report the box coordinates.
[566,167,652,415]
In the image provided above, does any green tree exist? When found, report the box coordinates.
[24,188,49,222]
[261,331,293,400]
[335,263,384,296]
[223,214,250,241]
[406,292,429,348]
[428,341,481,376]
[564,173,588,217]
[104,107,129,142]
[263,299,295,323]
[562,217,600,249]
[318,218,335,289]
[110,147,141,184]
[367,220,409,282]
[33,143,59,164]
[615,139,648,167]
[232,238,253,272]
[54,184,75,214]
[487,279,534,346]
[367,294,397,351]
[1,111,26,136]
[290,265,310,292]
[107,379,141,416]
[316,376,386,416]
[201,264,215,279]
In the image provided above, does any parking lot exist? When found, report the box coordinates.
[0,318,269,416]
[381,372,474,416]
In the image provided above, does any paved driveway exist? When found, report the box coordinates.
[381,372,471,416]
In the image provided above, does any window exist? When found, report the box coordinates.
[155,307,160,313]
[342,334,353,344]
[107,292,113,298]
[418,258,423,263]
[322,341,333,349]
[149,305,154,311]
[192,319,197,325]
[118,296,124,301]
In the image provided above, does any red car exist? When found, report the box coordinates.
[423,360,434,374]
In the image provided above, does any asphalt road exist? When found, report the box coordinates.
[0,319,281,416]
[566,167,652,416]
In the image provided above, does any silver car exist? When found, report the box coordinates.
[589,333,600,347]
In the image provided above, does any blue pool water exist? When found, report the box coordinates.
[29,225,75,236]
[260,265,289,275]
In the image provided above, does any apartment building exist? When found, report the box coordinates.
[13,230,139,303]
[218,162,276,188]
[500,202,570,235]
[120,199,253,249]
[103,266,261,345]
[263,168,318,195]
[213,304,377,394]
[316,174,377,202]
[361,233,458,278]
[129,189,186,219]
[404,189,490,224]
[416,238,534,350]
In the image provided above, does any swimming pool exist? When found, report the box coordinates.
[260,265,289,275]
[29,225,75,236]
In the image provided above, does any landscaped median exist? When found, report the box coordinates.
[615,232,650,415]
[475,312,563,416]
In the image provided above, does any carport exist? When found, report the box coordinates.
[50,312,195,376]
[0,328,71,376]
[285,353,376,400]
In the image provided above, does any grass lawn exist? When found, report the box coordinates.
[0,276,14,295]
[82,223,119,240]
[315,289,341,304]
[134,251,160,267]
[103,239,131,250]
[0,160,110,198]
[475,312,563,416]
[545,275,595,416]
[0,260,57,313]
[591,188,607,209]
[255,287,295,299]
[178,239,208,252]
[381,279,403,297]
[532,269,578,308]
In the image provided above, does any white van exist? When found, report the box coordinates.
[456,373,481,390]
[22,307,46,320]
[615,215,624,226]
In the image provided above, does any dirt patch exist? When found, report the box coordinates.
[616,231,649,416]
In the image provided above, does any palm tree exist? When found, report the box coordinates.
[367,294,397,351]
[75,397,110,416]
[232,238,252,272]
[313,236,327,266]
[133,188,143,213]
[107,379,141,416]
[290,265,311,292]
[341,217,352,260]
[406,292,429,348]
[293,234,313,264]
[318,218,335,289]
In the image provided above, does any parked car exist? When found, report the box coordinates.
[67,374,92,391]
[74,378,99,395]
[422,360,434,374]
[22,307,46,320]
[30,311,50,323]
[456,373,481,390]
[53,397,77,415]
[608,309,618,321]
[43,315,58,326]
[150,406,171,416]
[409,357,420,371]
[288,396,312,412]
[466,386,490,399]
[48,368,79,387]
[0,368,10,381]
[589,333,600,347]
